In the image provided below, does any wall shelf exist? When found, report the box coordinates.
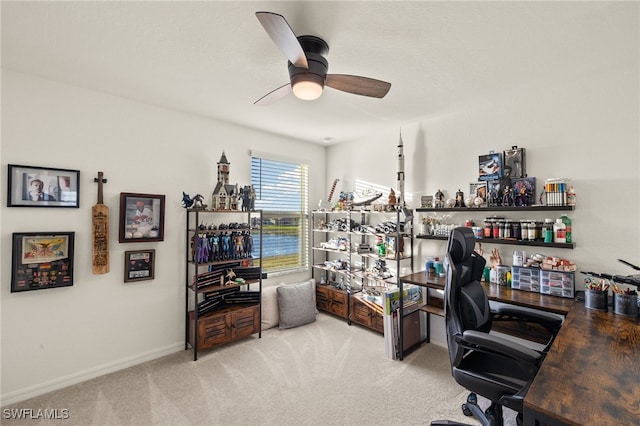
[415,234,575,249]
[416,205,574,213]
[416,204,575,249]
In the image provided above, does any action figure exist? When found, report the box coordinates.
[240,185,256,211]
[388,188,397,206]
[434,189,444,208]
[502,186,514,207]
[221,233,231,260]
[243,231,253,257]
[455,189,464,208]
[197,234,210,263]
[192,194,207,209]
[209,234,220,261]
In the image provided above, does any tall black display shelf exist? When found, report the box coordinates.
[185,209,263,361]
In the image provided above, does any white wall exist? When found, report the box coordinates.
[328,50,639,346]
[0,71,325,404]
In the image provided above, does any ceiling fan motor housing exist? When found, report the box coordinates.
[288,35,330,87]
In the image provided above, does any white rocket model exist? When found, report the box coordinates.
[397,131,405,207]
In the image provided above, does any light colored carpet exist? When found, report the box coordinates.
[2,313,516,425]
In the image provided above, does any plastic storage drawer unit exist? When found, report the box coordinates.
[511,266,541,292]
[540,270,574,298]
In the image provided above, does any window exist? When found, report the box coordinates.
[251,156,309,274]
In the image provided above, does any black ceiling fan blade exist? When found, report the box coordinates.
[254,83,292,106]
[256,11,308,69]
[325,74,391,98]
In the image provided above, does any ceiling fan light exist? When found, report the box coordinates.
[292,80,323,100]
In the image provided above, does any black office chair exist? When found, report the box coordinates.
[432,227,562,426]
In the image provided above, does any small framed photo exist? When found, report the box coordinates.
[469,182,488,207]
[119,193,165,243]
[124,249,155,282]
[478,152,502,181]
[11,232,75,292]
[420,195,433,208]
[7,164,80,208]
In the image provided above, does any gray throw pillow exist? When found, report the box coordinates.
[277,280,316,330]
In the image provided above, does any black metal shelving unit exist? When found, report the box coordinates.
[185,208,263,361]
[311,208,414,342]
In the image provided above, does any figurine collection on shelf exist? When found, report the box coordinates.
[420,145,575,210]
[193,222,254,263]
[182,151,256,212]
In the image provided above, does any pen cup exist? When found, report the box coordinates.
[585,289,608,312]
[613,293,638,317]
[434,261,445,277]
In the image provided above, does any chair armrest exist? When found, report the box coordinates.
[492,304,563,329]
[499,381,530,413]
[460,330,543,364]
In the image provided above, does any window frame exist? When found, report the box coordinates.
[250,155,309,275]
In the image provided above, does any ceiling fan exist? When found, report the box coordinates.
[254,11,392,105]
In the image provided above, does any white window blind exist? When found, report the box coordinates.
[251,156,309,273]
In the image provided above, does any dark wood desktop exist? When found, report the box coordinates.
[400,271,574,315]
[524,302,640,425]
[399,271,640,425]
[400,271,573,344]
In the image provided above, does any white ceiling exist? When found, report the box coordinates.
[2,1,635,145]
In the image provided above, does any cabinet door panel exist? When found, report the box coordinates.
[316,286,330,311]
[350,299,372,326]
[371,312,384,333]
[231,305,260,340]
[199,313,229,348]
[328,291,348,318]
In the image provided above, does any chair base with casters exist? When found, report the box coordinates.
[431,392,514,426]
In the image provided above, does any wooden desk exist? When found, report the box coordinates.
[524,302,640,425]
[400,271,640,423]
[399,271,573,343]
[400,271,573,316]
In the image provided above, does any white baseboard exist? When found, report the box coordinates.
[1,343,184,407]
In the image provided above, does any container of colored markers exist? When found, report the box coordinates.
[612,284,638,317]
[544,178,571,207]
[584,277,609,312]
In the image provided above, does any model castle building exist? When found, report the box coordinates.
[211,151,239,210]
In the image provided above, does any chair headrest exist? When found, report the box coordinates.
[447,227,477,263]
